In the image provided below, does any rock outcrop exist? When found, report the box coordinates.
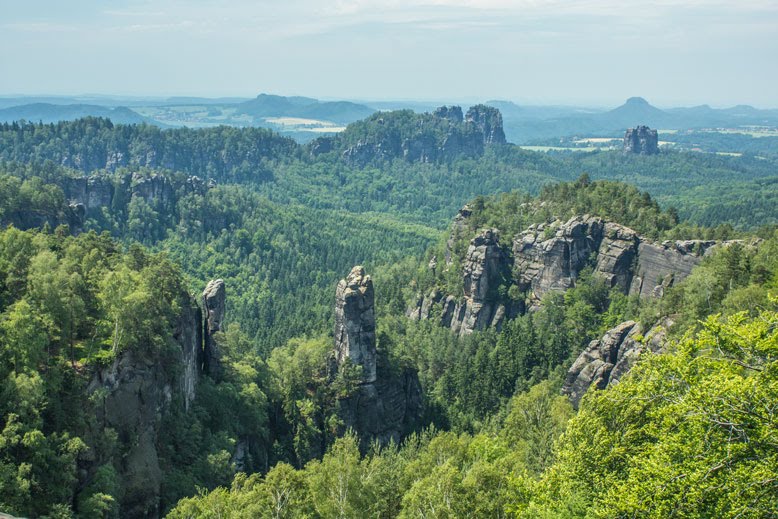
[334,266,377,384]
[334,267,422,448]
[202,279,226,379]
[412,214,721,333]
[514,216,712,306]
[88,293,204,517]
[466,105,507,145]
[61,172,211,215]
[87,279,225,516]
[623,125,659,155]
[410,228,519,336]
[562,319,671,408]
[339,105,506,165]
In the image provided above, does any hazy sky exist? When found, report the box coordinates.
[1,0,777,107]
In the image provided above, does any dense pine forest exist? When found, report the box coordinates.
[0,112,776,518]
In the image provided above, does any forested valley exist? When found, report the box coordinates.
[0,111,776,518]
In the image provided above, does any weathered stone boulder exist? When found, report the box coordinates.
[623,125,659,155]
[334,266,377,384]
[202,279,226,379]
[562,318,671,408]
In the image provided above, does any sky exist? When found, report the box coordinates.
[1,0,777,108]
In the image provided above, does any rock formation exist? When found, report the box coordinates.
[433,105,464,123]
[61,172,210,214]
[340,105,506,165]
[88,293,203,517]
[334,266,377,384]
[87,279,225,516]
[623,125,659,155]
[412,214,724,332]
[562,318,671,408]
[202,279,226,379]
[410,228,520,336]
[514,216,714,306]
[334,267,422,448]
[466,105,507,145]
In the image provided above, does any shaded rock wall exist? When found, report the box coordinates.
[412,214,721,334]
[86,279,223,517]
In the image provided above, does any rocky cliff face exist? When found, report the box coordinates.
[334,267,422,448]
[562,318,671,408]
[514,216,713,306]
[410,228,520,336]
[334,266,377,384]
[87,279,223,517]
[466,105,507,145]
[339,105,506,165]
[412,214,719,333]
[623,125,659,155]
[202,279,226,379]
[61,172,210,214]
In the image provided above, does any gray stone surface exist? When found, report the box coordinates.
[334,266,377,384]
[623,125,659,155]
[562,318,671,408]
[335,266,423,449]
[202,279,226,379]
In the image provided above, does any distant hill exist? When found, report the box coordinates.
[237,94,375,125]
[0,103,162,126]
[489,97,778,144]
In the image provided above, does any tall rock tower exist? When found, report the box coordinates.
[202,279,226,379]
[623,125,659,155]
[334,266,377,384]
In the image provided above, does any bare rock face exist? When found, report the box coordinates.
[514,216,607,303]
[412,212,719,335]
[562,319,671,408]
[513,216,712,305]
[202,279,226,379]
[335,267,422,449]
[412,228,517,335]
[466,105,507,145]
[624,125,659,155]
[334,266,377,384]
[630,241,716,298]
[88,294,203,517]
[62,175,115,210]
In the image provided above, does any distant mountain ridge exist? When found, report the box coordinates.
[236,93,375,124]
[487,97,778,143]
[0,103,162,126]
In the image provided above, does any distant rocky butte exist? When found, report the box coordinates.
[623,125,659,155]
[332,104,506,165]
[334,266,422,448]
[562,317,672,408]
[410,213,731,335]
[87,279,223,517]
